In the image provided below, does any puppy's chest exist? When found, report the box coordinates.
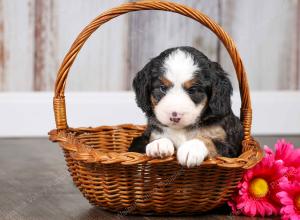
[151,128,196,149]
[150,125,226,149]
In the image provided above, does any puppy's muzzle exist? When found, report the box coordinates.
[170,112,181,123]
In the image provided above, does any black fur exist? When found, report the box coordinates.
[207,62,233,118]
[129,46,243,158]
[132,62,153,117]
[129,135,149,153]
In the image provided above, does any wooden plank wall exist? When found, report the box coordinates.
[0,0,299,91]
[0,0,34,91]
[220,0,300,90]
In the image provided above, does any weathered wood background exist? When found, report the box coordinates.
[0,0,299,91]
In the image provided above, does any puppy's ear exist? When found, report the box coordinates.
[132,61,153,116]
[208,62,233,118]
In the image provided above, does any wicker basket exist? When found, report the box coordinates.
[49,0,263,215]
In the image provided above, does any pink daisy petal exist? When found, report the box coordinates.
[256,202,265,217]
[274,139,300,168]
[267,201,279,216]
[250,202,257,216]
[281,215,289,220]
[291,214,300,220]
[237,200,248,210]
[287,149,300,167]
[263,203,272,216]
[242,202,251,215]
[237,182,243,188]
[279,196,293,205]
[264,145,273,155]
[277,180,300,218]
[227,200,239,215]
[285,205,295,213]
[241,181,248,189]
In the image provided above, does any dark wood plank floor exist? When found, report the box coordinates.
[1,137,296,220]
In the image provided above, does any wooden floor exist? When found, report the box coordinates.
[1,137,296,220]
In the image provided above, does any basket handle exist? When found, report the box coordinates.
[53,0,253,141]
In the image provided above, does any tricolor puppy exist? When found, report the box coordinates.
[129,47,243,168]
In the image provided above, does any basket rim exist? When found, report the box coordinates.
[48,124,263,169]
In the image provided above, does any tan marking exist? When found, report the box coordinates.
[196,135,219,158]
[151,95,158,107]
[198,125,226,141]
[196,125,226,158]
[183,78,198,90]
[159,76,173,87]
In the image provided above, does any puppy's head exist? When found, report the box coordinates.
[133,46,232,129]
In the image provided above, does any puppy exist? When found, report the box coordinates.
[129,46,243,168]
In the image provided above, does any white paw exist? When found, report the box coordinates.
[177,139,208,168]
[146,138,174,158]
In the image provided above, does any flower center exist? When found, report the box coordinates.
[295,194,300,211]
[249,178,269,198]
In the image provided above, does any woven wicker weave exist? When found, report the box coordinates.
[49,0,263,214]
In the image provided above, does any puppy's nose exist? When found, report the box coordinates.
[172,112,178,117]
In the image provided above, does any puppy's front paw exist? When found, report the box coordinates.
[146,138,174,158]
[177,139,209,168]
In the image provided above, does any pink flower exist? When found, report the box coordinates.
[229,146,287,217]
[277,178,300,220]
[275,139,300,182]
[229,139,300,218]
[263,141,300,203]
[274,139,300,170]
[286,167,300,183]
[227,199,240,215]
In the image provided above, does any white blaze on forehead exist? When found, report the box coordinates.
[163,49,199,85]
[153,49,205,129]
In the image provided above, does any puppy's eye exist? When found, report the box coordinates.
[160,85,167,94]
[187,86,198,94]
